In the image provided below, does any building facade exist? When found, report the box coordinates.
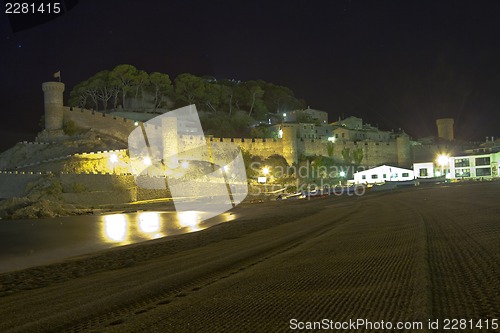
[353,165,415,184]
[413,151,500,180]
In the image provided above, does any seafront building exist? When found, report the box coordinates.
[414,150,500,181]
[352,165,415,185]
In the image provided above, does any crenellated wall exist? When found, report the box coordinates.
[63,107,138,142]
[0,172,45,198]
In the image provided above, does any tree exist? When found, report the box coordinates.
[353,147,364,165]
[132,70,149,106]
[147,72,173,110]
[174,73,206,106]
[257,80,305,114]
[327,142,334,157]
[92,70,113,111]
[238,81,266,118]
[69,81,91,108]
[111,64,138,108]
[341,147,352,164]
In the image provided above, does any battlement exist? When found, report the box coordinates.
[74,149,127,158]
[42,81,65,93]
[205,137,279,143]
[65,107,139,124]
[63,107,139,142]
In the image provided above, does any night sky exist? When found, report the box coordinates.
[1,0,500,151]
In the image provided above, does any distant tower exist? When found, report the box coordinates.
[436,118,454,141]
[42,81,65,132]
[396,133,411,167]
[281,125,298,165]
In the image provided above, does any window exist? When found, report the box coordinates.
[392,173,398,178]
[419,169,428,177]
[371,174,378,179]
[383,174,387,178]
[402,172,409,177]
[475,157,490,166]
[455,169,470,177]
[362,175,366,180]
[454,158,470,167]
[476,167,491,176]
[342,133,345,138]
[335,134,339,138]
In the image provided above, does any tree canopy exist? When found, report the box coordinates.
[69,64,307,137]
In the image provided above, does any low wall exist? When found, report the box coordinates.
[0,172,45,198]
[60,173,136,192]
[62,189,136,206]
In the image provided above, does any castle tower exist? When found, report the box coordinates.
[436,118,454,141]
[281,125,298,165]
[42,81,65,132]
[396,133,411,167]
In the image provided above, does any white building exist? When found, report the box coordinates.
[413,151,500,180]
[353,165,415,184]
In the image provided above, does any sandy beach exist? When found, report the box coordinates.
[0,182,499,332]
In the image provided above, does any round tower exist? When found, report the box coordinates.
[281,125,298,165]
[396,133,411,167]
[436,118,454,141]
[42,81,65,131]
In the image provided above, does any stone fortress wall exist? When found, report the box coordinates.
[0,81,458,207]
[39,81,413,168]
[62,107,137,142]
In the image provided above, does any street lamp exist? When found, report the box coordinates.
[109,153,118,164]
[436,154,449,178]
[109,153,119,174]
[262,167,270,175]
[181,161,189,169]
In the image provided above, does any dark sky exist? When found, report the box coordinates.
[1,0,500,151]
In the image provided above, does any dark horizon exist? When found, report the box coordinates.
[1,0,500,151]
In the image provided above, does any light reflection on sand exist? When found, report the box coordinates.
[101,211,237,243]
[138,212,162,233]
[176,211,202,231]
[103,214,128,243]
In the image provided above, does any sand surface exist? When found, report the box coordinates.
[0,182,499,332]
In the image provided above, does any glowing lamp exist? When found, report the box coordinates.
[436,154,450,166]
[109,153,118,163]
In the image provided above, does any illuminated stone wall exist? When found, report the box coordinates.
[63,107,137,142]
